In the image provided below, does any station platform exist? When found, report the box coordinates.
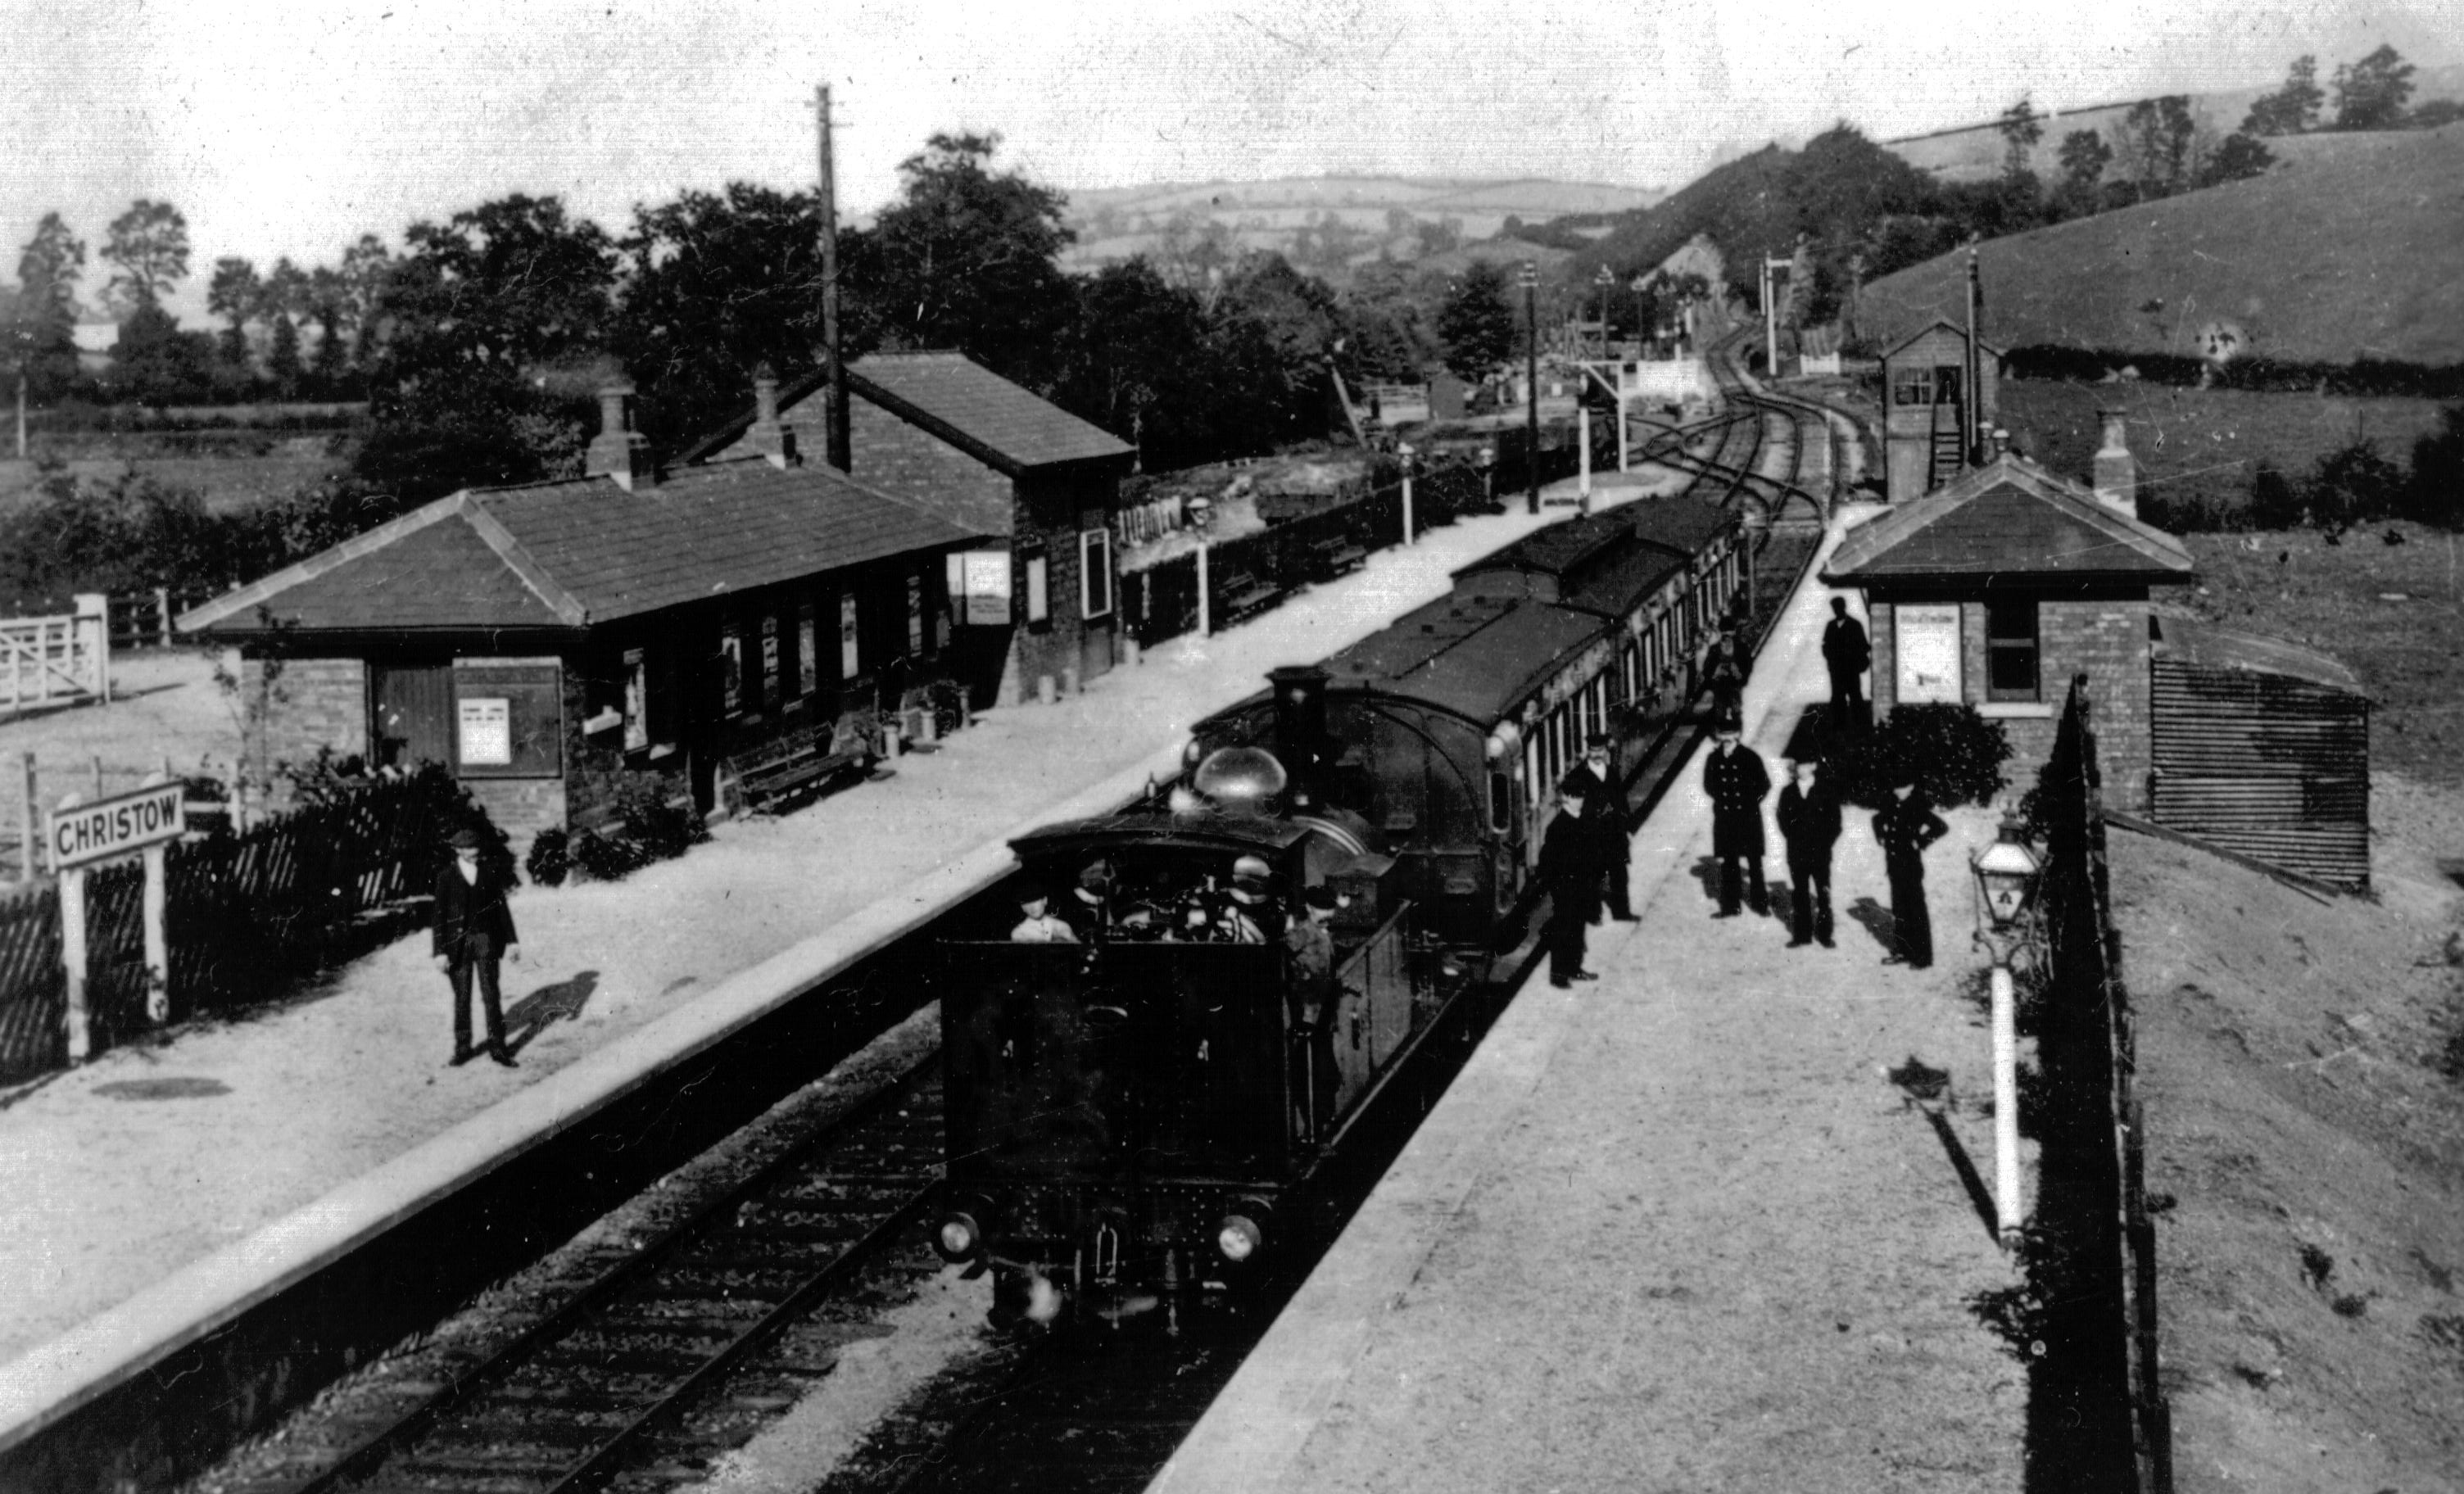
[0,475,1706,1460]
[1152,513,2029,1492]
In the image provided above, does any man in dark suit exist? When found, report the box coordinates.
[1872,774,1950,968]
[1539,772,1601,989]
[1578,735,1636,922]
[1701,721,1771,917]
[1821,597,1871,724]
[1775,756,1842,948]
[433,825,521,1067]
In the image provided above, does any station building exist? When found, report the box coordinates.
[181,383,980,847]
[690,351,1136,707]
[1822,420,2194,811]
[1878,319,2002,504]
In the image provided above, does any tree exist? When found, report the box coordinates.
[850,131,1077,390]
[2241,54,2323,135]
[1996,96,2045,179]
[612,182,829,448]
[306,266,351,390]
[109,301,214,401]
[2412,98,2464,129]
[2054,129,2114,215]
[206,256,263,370]
[9,213,85,400]
[2113,97,2200,197]
[100,198,191,313]
[338,234,395,369]
[2333,44,2416,130]
[2198,132,2277,188]
[1434,259,1516,382]
[262,258,306,393]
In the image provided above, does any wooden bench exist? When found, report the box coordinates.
[720,721,872,816]
[1219,574,1285,625]
[1301,532,1370,582]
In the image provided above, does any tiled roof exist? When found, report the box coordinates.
[678,351,1132,475]
[1823,455,2195,585]
[182,458,976,636]
[849,353,1133,473]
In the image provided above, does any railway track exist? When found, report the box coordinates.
[188,343,1847,1494]
[217,1062,946,1494]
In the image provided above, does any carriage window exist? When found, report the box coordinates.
[1489,770,1512,833]
[1986,598,2040,701]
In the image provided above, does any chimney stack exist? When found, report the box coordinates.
[746,363,800,469]
[586,383,657,491]
[2091,407,2138,522]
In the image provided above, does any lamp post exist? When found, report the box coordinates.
[1972,818,2045,1250]
[1397,441,1416,545]
[1520,260,1540,515]
[1593,265,1615,360]
[1477,445,1497,512]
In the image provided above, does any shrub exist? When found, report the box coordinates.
[2407,405,2464,528]
[562,778,709,883]
[2306,438,2406,527]
[2246,459,2305,528]
[1828,703,2012,809]
[525,826,571,888]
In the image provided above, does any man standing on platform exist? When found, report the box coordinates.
[1872,772,1950,967]
[1702,720,1771,918]
[1775,756,1841,948]
[1579,736,1637,923]
[1822,596,1871,725]
[1540,774,1600,988]
[433,826,520,1068]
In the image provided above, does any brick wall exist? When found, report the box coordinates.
[1867,595,2153,812]
[464,776,568,853]
[240,654,365,803]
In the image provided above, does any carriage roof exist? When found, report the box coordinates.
[1316,593,1606,725]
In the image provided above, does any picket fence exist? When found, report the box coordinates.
[0,769,464,1080]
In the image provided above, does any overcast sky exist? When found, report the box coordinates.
[8,0,2456,322]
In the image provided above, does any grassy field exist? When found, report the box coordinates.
[0,453,343,515]
[2001,379,2454,512]
[1862,124,2464,366]
[2174,521,2464,786]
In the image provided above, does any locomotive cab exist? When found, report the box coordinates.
[935,809,1427,1314]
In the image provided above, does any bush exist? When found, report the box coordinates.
[2246,459,2304,529]
[2407,405,2464,528]
[563,778,709,883]
[2306,438,2406,527]
[525,826,571,888]
[1828,703,2012,809]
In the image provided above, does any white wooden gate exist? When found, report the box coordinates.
[1,595,111,714]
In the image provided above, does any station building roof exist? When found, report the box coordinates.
[1822,454,2194,589]
[179,455,977,638]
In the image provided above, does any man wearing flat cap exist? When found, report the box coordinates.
[433,825,520,1068]
[1872,772,1950,967]
[1009,885,1078,943]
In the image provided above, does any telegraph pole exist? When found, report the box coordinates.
[1964,238,1985,469]
[1521,260,1540,514]
[816,84,852,473]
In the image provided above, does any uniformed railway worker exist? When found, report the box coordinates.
[1540,772,1601,989]
[1775,756,1842,948]
[1701,719,1772,918]
[1872,772,1950,967]
[1284,884,1343,1134]
[1579,735,1637,923]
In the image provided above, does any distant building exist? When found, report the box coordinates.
[182,382,977,845]
[692,351,1135,707]
[1878,319,2002,503]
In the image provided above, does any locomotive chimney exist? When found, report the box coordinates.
[1266,663,1331,810]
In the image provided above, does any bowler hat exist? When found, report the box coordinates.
[446,826,482,850]
[1302,884,1340,912]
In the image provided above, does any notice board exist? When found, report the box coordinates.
[1895,604,1963,705]
[453,659,563,777]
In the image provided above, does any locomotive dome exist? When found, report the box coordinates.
[1191,745,1289,817]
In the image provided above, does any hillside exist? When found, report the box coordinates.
[1058,174,1660,275]
[1883,64,2464,182]
[1857,124,2464,366]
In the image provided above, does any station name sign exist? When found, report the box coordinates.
[49,783,186,871]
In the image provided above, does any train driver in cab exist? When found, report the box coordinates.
[1009,884,1080,943]
[1221,855,1281,944]
[1060,858,1115,943]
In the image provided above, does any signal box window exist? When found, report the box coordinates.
[1893,371,1932,406]
[1986,598,2040,701]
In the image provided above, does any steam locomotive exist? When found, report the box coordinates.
[930,496,1745,1314]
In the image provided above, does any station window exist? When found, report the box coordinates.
[1893,370,1932,406]
[1080,529,1113,620]
[1986,598,2040,701]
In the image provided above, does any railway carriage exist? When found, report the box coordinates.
[931,496,1742,1314]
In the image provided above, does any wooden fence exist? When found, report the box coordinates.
[2028,677,2172,1492]
[106,586,212,652]
[0,768,465,1081]
[0,596,109,713]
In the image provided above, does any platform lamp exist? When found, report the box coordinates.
[1520,260,1540,514]
[1396,440,1416,546]
[1971,818,2045,1250]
